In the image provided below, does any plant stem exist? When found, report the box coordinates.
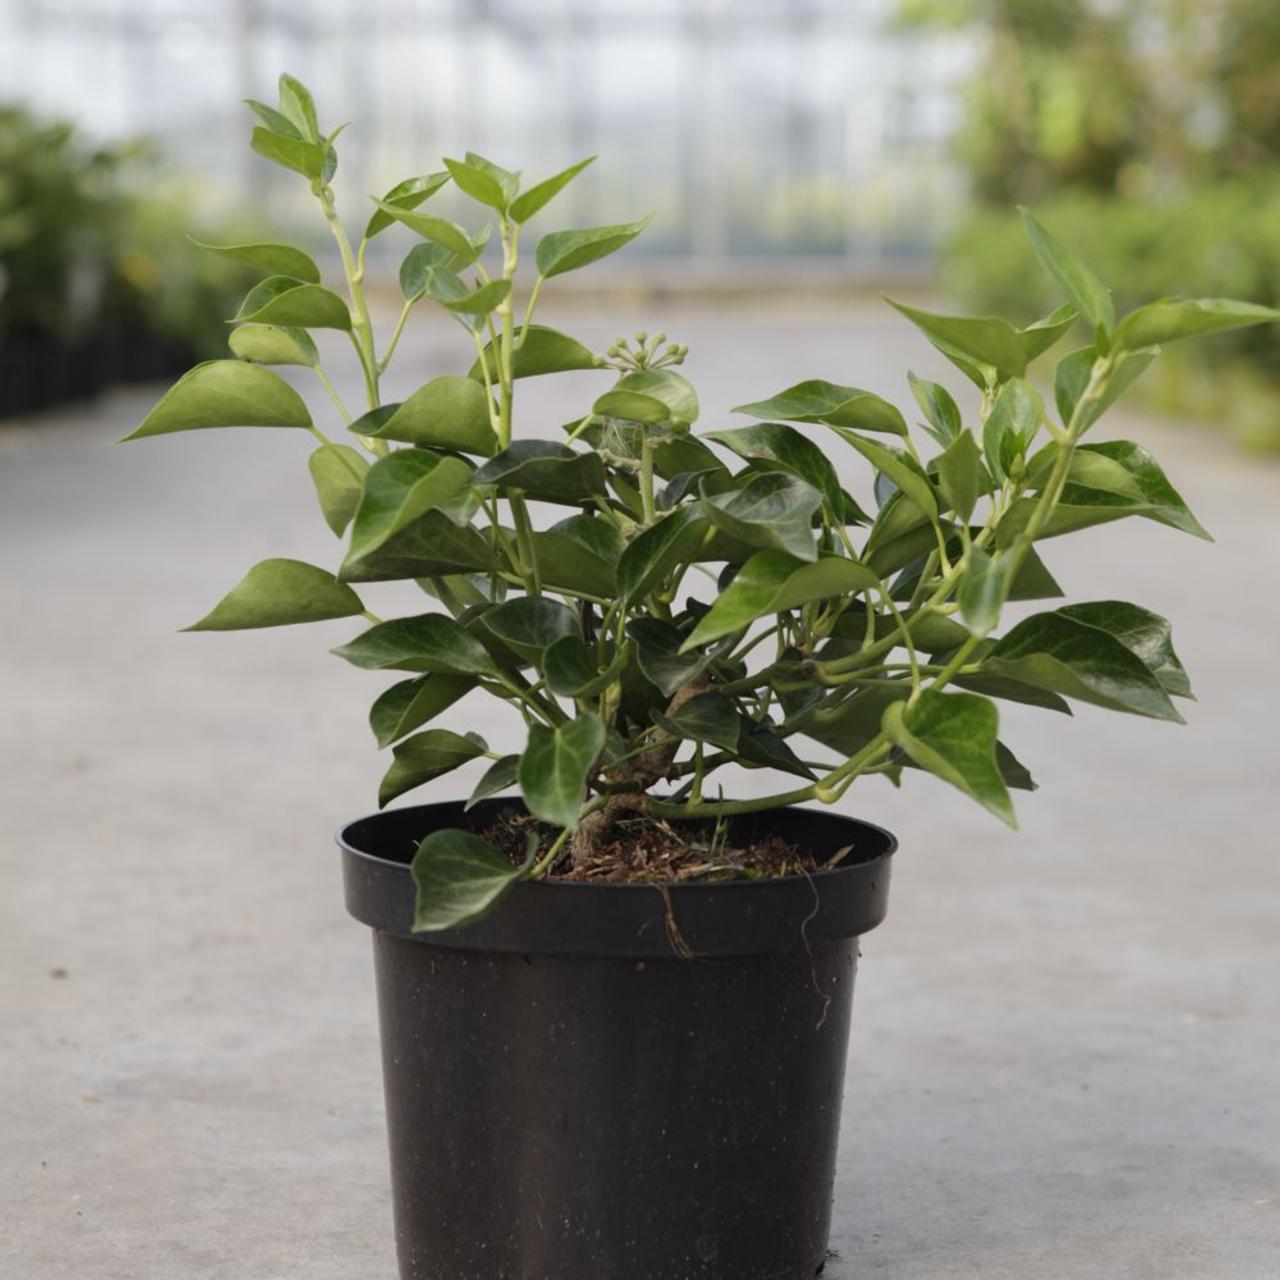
[312,367,351,427]
[378,300,414,373]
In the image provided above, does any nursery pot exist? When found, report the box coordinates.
[339,798,895,1280]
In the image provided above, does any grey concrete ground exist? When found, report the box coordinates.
[2,301,1278,1279]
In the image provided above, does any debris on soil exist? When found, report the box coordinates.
[477,806,825,883]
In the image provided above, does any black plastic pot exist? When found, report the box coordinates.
[339,798,895,1280]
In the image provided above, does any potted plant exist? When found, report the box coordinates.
[125,75,1278,1280]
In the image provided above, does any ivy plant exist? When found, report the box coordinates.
[127,75,1279,930]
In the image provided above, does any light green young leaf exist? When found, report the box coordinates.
[908,371,962,445]
[331,613,498,675]
[882,690,1015,827]
[245,99,301,138]
[982,377,1042,483]
[519,713,606,829]
[934,428,983,520]
[593,388,671,425]
[308,443,368,537]
[411,829,529,931]
[235,277,352,330]
[229,323,318,367]
[379,730,487,807]
[249,127,325,179]
[1114,298,1280,350]
[371,202,479,263]
[464,152,520,202]
[370,673,476,749]
[1020,207,1114,337]
[833,429,939,519]
[368,376,498,456]
[1054,344,1155,432]
[437,278,511,316]
[365,171,452,239]
[277,73,320,141]
[121,360,312,440]
[886,297,1025,384]
[535,216,653,279]
[443,156,510,210]
[469,324,599,382]
[186,558,362,631]
[189,238,320,282]
[733,380,907,436]
[510,155,595,223]
[956,545,1012,638]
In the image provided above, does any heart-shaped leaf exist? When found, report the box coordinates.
[471,441,607,504]
[883,690,1015,827]
[308,443,368,537]
[235,277,352,330]
[469,325,599,382]
[190,238,320,282]
[229,323,318,367]
[480,598,580,664]
[535,216,652,278]
[733,380,906,436]
[122,360,312,440]
[411,829,529,931]
[703,471,823,562]
[544,635,630,698]
[370,673,477,748]
[886,298,1026,384]
[366,171,452,239]
[379,730,488,807]
[519,713,606,829]
[367,376,498,456]
[186,559,362,630]
[510,155,595,223]
[332,613,498,675]
[628,618,714,697]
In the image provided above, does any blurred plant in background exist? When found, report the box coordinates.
[901,0,1280,451]
[0,104,254,417]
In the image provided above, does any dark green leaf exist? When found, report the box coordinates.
[190,238,320,282]
[535,217,652,278]
[683,550,879,651]
[733,380,906,436]
[833,429,939,519]
[337,511,498,583]
[952,672,1072,714]
[308,443,368,537]
[379,730,486,807]
[519,714,606,829]
[466,756,520,810]
[737,721,816,779]
[705,422,843,516]
[703,472,823,562]
[934,429,983,520]
[368,376,498,456]
[186,558,362,630]
[121,360,311,440]
[791,685,907,757]
[228,323,318,366]
[480,598,579,664]
[544,636,630,698]
[471,441,607,504]
[332,613,498,675]
[908,371,962,445]
[235,277,351,330]
[468,325,599,382]
[547,512,623,566]
[883,690,1015,827]
[617,506,709,602]
[627,618,713,697]
[654,692,740,752]
[1021,208,1114,336]
[366,171,452,239]
[510,156,595,223]
[1115,297,1280,350]
[411,829,528,931]
[531,528,618,598]
[370,673,476,748]
[1056,601,1190,698]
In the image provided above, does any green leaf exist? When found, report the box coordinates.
[344,450,473,569]
[370,674,476,749]
[469,325,599,382]
[738,721,816,780]
[368,376,498,456]
[617,505,709,602]
[535,217,652,279]
[705,422,844,517]
[654,691,741,752]
[983,609,1183,721]
[465,152,520,201]
[544,635,630,698]
[1054,344,1155,432]
[956,545,1012,639]
[510,156,595,223]
[615,368,698,425]
[1020,303,1079,361]
[245,99,302,138]
[952,672,1072,715]
[1056,601,1190,698]
[411,829,528,931]
[444,156,510,210]
[228,323,318,367]
[883,690,1015,827]
[519,714,606,829]
[547,512,623,566]
[337,511,498,583]
[626,618,712,697]
[190,238,320,282]
[332,613,498,675]
[250,127,325,179]
[703,472,823,562]
[480,598,579,665]
[437,278,511,316]
[834,429,939,519]
[733,380,906,436]
[908,371,962,445]
[886,297,1025,384]
[235,277,351,330]
[593,388,671,424]
[471,441,607,504]
[186,558,362,631]
[790,685,907,758]
[366,171,452,239]
[982,377,1042,483]
[466,756,520,810]
[1114,297,1280,351]
[277,73,320,140]
[531,530,618,598]
[1020,208,1114,336]
[934,428,983,521]
[379,730,487,807]
[371,202,479,263]
[121,360,312,440]
[682,551,879,651]
[308,443,368,537]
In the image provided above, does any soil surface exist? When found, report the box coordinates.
[477,807,834,883]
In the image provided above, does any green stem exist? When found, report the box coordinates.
[312,367,351,427]
[378,300,414,373]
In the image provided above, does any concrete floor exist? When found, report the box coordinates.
[2,301,1278,1279]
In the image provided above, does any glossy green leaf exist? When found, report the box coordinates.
[1114,297,1280,350]
[250,127,325,179]
[627,618,713,697]
[368,376,498,456]
[1054,344,1155,432]
[466,756,520,810]
[235,276,351,330]
[519,713,606,829]
[952,671,1072,715]
[186,558,361,631]
[683,551,879,651]
[791,685,908,757]
[379,730,487,807]
[480,598,579,665]
[703,472,823,562]
[228,323,318,367]
[617,506,709,602]
[934,428,983,521]
[704,422,843,516]
[654,692,741,752]
[983,609,1183,721]
[337,511,498,583]
[886,297,1025,384]
[737,721,816,779]
[510,156,595,223]
[370,673,476,749]
[1021,208,1114,336]
[535,216,652,278]
[366,171,452,239]
[121,360,311,440]
[471,441,607,503]
[733,380,906,436]
[547,512,623,566]
[956,545,1012,638]
[610,369,699,426]
[531,531,618,598]
[1057,601,1190,698]
[468,325,599,382]
[544,636,630,698]
[908,371,962,445]
[190,238,320,282]
[372,202,479,263]
[444,156,510,210]
[834,429,939,519]
[883,690,1015,827]
[332,613,498,675]
[411,829,528,931]
[983,377,1042,483]
[308,443,368,537]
